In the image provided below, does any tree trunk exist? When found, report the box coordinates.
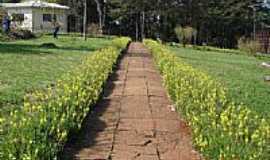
[136,13,139,41]
[102,0,106,31]
[83,0,87,41]
[94,0,103,34]
[141,11,145,41]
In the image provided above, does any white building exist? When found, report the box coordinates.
[1,0,70,33]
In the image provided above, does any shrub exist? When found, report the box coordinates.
[87,23,102,37]
[0,7,5,23]
[9,29,36,40]
[174,26,184,43]
[145,39,270,160]
[192,45,245,55]
[0,37,130,160]
[40,43,58,49]
[238,37,260,56]
[0,33,10,41]
[174,26,197,47]
[169,41,246,55]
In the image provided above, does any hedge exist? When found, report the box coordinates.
[0,37,130,160]
[168,42,245,55]
[145,40,270,160]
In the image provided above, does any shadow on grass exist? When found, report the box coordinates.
[0,43,97,55]
[60,46,98,52]
[0,43,59,55]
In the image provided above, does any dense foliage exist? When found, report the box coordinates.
[103,0,270,47]
[238,37,261,55]
[0,37,130,160]
[3,0,270,47]
[174,26,197,47]
[145,39,270,160]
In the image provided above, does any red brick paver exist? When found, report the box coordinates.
[61,42,202,160]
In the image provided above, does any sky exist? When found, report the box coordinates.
[264,0,270,8]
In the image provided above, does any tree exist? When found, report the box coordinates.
[4,0,270,48]
[93,0,102,33]
[175,26,197,47]
[83,0,87,40]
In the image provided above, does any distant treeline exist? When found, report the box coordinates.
[2,0,270,48]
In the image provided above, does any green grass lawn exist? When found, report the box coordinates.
[170,46,270,117]
[0,35,113,109]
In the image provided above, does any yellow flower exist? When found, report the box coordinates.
[0,118,4,123]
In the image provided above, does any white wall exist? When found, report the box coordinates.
[5,7,68,33]
[32,8,68,33]
[6,8,33,31]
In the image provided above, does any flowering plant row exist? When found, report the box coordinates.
[0,37,130,160]
[145,40,270,160]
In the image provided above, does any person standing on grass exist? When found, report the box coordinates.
[2,13,11,34]
[53,21,61,39]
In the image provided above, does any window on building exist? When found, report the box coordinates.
[43,14,52,22]
[43,14,57,22]
[12,13,24,22]
[53,14,57,21]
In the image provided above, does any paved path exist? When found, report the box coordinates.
[61,42,201,160]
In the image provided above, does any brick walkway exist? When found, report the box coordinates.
[61,42,202,160]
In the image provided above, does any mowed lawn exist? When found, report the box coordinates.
[0,35,113,109]
[170,46,270,117]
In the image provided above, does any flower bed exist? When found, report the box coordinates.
[0,37,130,159]
[145,40,270,160]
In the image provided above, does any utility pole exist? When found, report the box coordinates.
[83,0,87,41]
[249,5,257,40]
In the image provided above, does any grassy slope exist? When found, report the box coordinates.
[170,46,270,116]
[0,35,112,107]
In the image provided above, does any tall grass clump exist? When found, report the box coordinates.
[145,39,270,160]
[174,26,197,47]
[238,37,260,56]
[0,37,130,160]
[87,23,102,37]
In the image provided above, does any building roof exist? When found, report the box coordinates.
[0,0,70,10]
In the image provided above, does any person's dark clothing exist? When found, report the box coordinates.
[53,26,60,39]
[2,16,11,33]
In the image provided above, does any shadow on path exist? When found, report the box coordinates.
[59,44,129,160]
